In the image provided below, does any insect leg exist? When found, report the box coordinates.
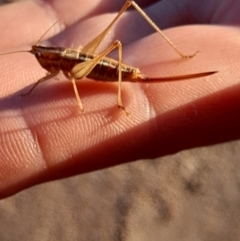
[80,2,132,53]
[71,77,84,111]
[21,70,59,97]
[115,40,130,115]
[71,40,128,114]
[63,72,84,111]
[81,1,196,58]
[128,1,197,59]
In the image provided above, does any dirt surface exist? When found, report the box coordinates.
[1,140,240,241]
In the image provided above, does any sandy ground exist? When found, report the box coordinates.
[1,1,240,241]
[1,140,240,241]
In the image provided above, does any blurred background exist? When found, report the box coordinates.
[0,0,21,3]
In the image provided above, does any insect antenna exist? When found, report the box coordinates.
[0,21,59,56]
[35,21,59,46]
[0,50,32,56]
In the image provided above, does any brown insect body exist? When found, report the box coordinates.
[1,1,217,114]
[32,45,141,82]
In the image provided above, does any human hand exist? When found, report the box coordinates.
[0,0,240,198]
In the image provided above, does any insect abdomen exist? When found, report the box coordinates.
[79,54,140,82]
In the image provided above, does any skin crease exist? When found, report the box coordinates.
[0,0,240,198]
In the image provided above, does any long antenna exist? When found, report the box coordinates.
[0,21,59,56]
[36,21,59,46]
[0,50,31,56]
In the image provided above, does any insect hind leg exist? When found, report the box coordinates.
[70,40,129,115]
[114,40,130,116]
[128,1,198,59]
[80,1,197,59]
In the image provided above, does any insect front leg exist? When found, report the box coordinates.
[21,71,59,97]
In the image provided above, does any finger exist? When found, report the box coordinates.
[0,0,158,50]
[54,0,236,49]
[0,1,59,49]
[0,0,100,49]
[46,0,158,21]
[149,0,240,27]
